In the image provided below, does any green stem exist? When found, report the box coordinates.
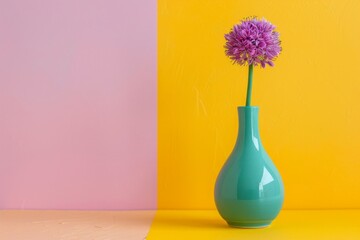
[245,64,254,106]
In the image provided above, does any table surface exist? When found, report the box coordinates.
[1,210,360,239]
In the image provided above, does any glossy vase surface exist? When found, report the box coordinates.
[214,106,284,228]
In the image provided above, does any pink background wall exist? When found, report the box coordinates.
[0,0,156,209]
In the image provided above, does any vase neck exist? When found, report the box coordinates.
[235,106,262,150]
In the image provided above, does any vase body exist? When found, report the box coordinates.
[214,106,284,228]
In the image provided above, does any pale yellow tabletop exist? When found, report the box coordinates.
[147,210,360,240]
[0,210,155,240]
[1,210,360,239]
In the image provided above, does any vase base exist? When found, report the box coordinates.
[227,221,271,229]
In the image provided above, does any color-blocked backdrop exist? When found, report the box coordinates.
[158,0,360,209]
[0,0,156,209]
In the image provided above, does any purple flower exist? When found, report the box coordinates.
[225,17,282,68]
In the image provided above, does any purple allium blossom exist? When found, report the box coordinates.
[225,17,282,68]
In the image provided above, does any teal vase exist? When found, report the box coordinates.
[214,106,284,228]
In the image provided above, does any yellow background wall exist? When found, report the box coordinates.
[158,0,360,209]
